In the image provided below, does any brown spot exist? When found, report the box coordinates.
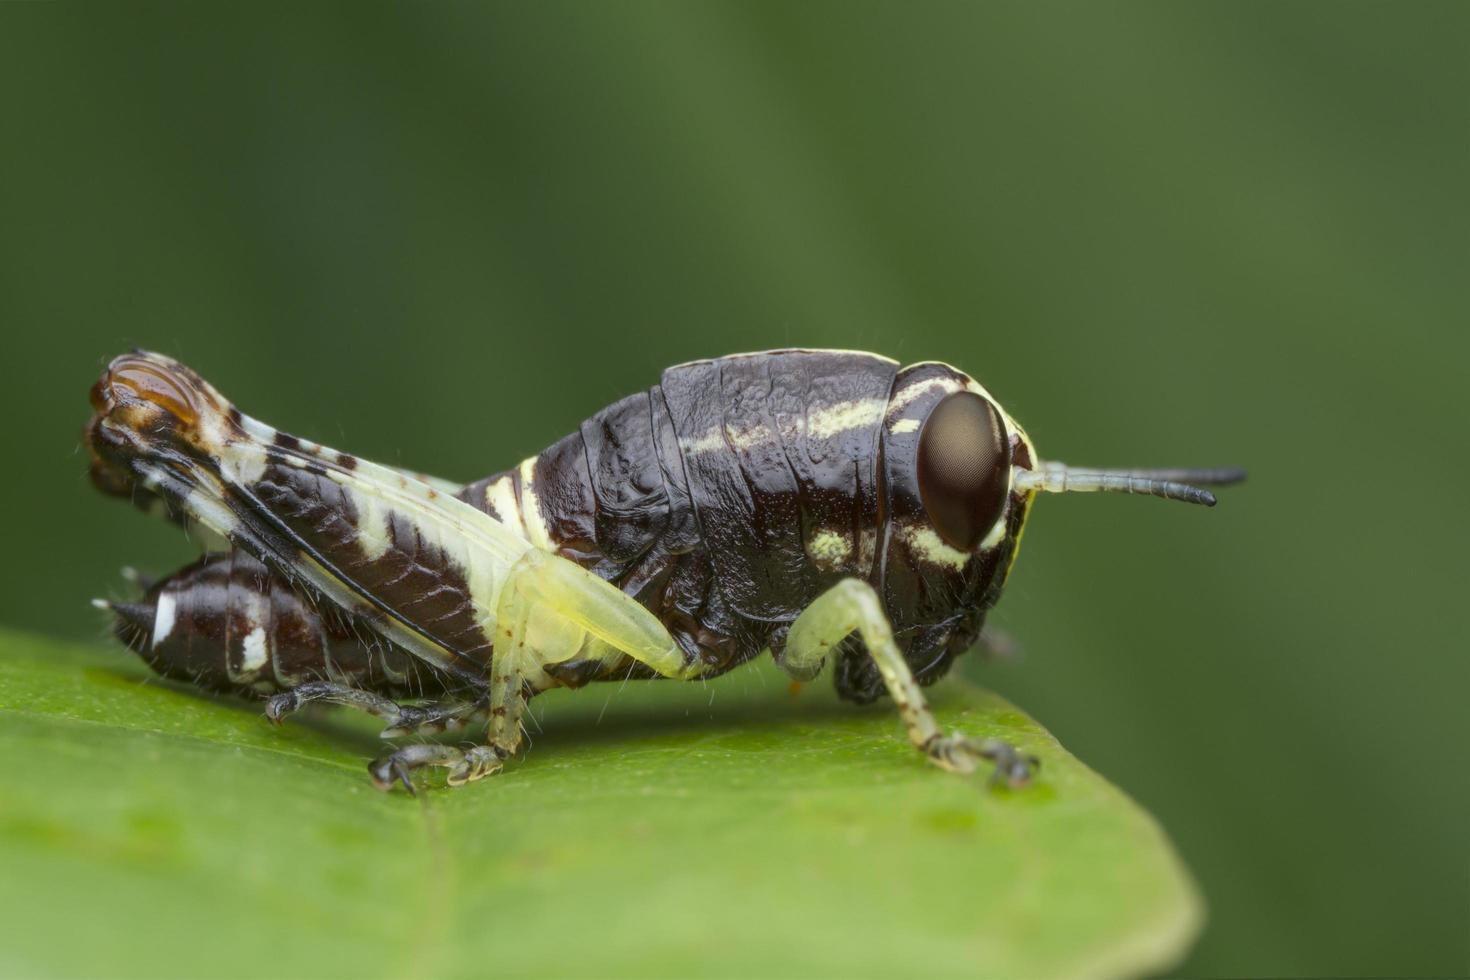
[274,431,302,452]
[1010,433,1033,470]
[335,451,357,470]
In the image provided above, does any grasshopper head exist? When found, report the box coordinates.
[913,386,1246,557]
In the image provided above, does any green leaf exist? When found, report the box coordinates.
[0,628,1201,979]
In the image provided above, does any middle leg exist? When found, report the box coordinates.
[373,547,698,792]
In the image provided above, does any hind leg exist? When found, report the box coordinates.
[265,682,487,737]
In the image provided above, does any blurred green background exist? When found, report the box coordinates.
[0,3,1464,976]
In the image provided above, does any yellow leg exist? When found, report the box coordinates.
[495,547,697,681]
[371,548,698,792]
[484,548,697,765]
[781,579,1039,787]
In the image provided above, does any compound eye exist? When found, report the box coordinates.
[917,391,1012,551]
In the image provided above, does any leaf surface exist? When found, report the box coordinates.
[0,629,1201,979]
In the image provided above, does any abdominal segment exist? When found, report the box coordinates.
[104,550,461,700]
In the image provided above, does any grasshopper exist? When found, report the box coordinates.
[85,349,1241,792]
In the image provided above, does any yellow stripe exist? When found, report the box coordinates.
[517,457,554,550]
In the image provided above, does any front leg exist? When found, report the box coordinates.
[780,578,1038,788]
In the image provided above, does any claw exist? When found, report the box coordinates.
[988,751,1040,789]
[368,743,492,793]
[395,761,415,795]
[452,745,504,785]
[926,733,1040,788]
[263,691,300,726]
[368,755,416,795]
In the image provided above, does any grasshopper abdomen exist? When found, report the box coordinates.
[102,550,441,699]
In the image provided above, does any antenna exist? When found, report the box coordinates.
[1014,462,1246,507]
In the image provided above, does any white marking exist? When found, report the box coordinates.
[806,529,852,571]
[195,407,269,485]
[886,376,959,416]
[898,523,972,571]
[182,486,241,544]
[90,598,111,611]
[964,377,1003,406]
[681,428,729,455]
[978,512,1009,551]
[682,398,888,456]
[197,410,229,454]
[240,626,268,672]
[890,418,920,435]
[152,592,177,647]
[518,458,553,550]
[223,585,272,683]
[217,439,269,485]
[679,421,778,454]
[483,475,522,526]
[352,486,395,560]
[728,424,774,450]
[236,416,277,443]
[807,398,887,439]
